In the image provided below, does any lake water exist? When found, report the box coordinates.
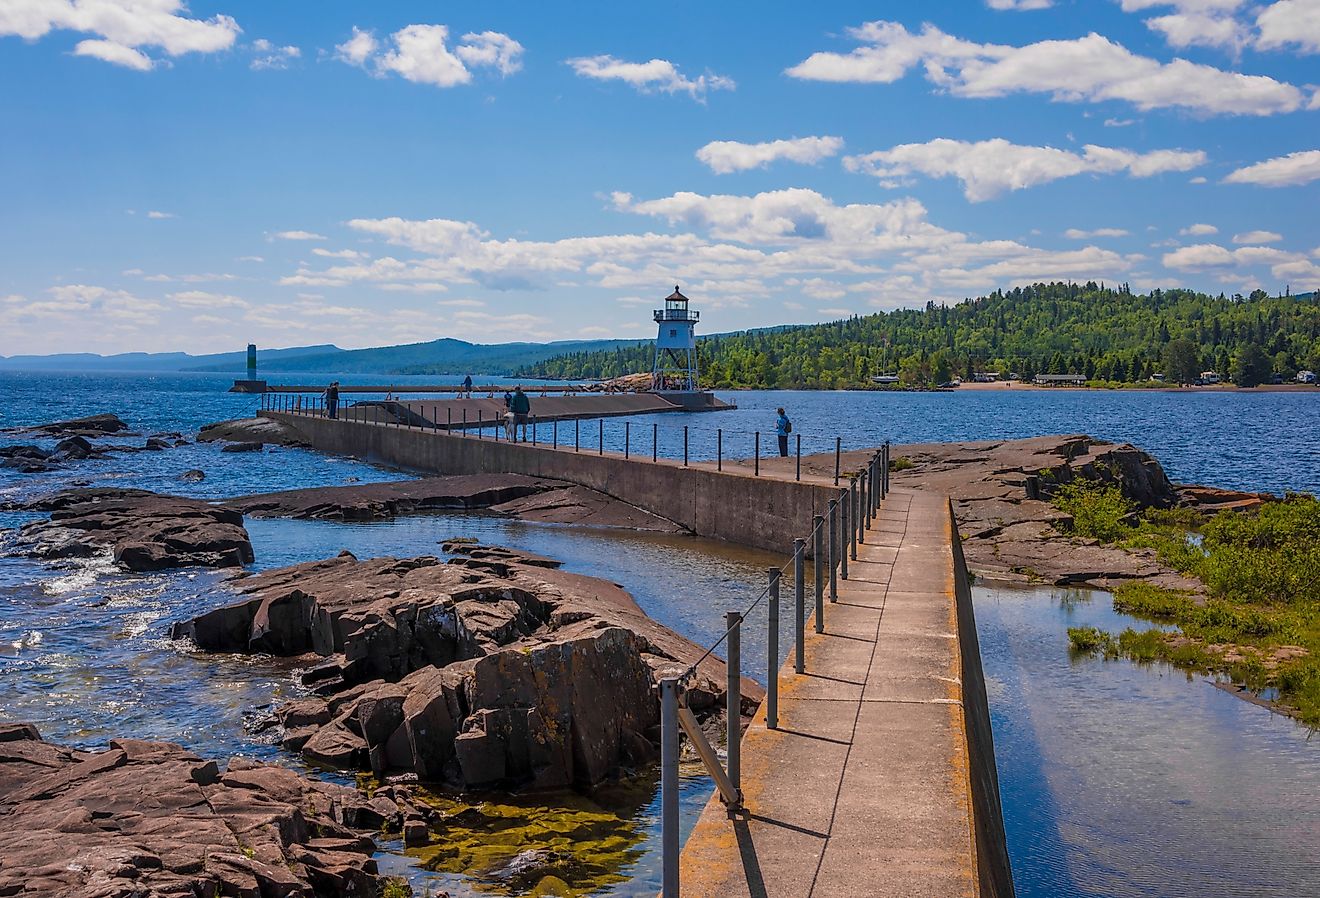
[1,369,1318,896]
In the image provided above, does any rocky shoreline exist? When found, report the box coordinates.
[0,724,407,897]
[173,542,757,792]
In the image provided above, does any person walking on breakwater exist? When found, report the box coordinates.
[510,385,531,441]
[462,374,473,398]
[324,381,340,420]
[776,407,792,457]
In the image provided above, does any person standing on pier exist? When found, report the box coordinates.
[325,381,340,420]
[510,385,531,441]
[462,374,473,398]
[776,407,791,457]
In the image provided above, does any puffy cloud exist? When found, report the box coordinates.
[250,38,299,71]
[312,247,367,260]
[146,210,176,219]
[1180,223,1218,235]
[987,0,1053,9]
[1256,0,1320,53]
[272,230,327,241]
[1223,150,1320,187]
[1143,12,1248,50]
[696,136,844,174]
[843,138,1206,201]
[73,38,153,70]
[566,55,734,100]
[785,20,1305,115]
[1065,228,1130,239]
[169,290,250,309]
[334,24,523,88]
[1232,230,1283,244]
[1,0,240,70]
[1162,241,1314,286]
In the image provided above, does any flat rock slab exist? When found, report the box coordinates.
[173,544,759,793]
[15,413,129,438]
[224,474,684,532]
[0,726,401,898]
[10,488,254,571]
[198,415,310,447]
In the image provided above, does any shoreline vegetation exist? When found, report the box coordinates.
[1059,481,1320,728]
[522,282,1320,390]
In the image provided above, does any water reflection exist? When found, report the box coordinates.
[976,583,1320,898]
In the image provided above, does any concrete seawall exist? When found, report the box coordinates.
[267,413,838,554]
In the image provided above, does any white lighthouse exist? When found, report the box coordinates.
[652,285,700,392]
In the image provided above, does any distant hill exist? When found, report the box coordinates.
[0,337,647,376]
[225,337,648,376]
[0,344,337,372]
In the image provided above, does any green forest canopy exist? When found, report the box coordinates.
[519,283,1320,389]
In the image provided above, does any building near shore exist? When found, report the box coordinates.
[1033,374,1088,386]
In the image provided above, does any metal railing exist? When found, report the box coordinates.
[656,441,890,898]
[264,392,859,485]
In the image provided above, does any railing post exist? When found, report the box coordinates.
[794,538,806,674]
[660,677,680,898]
[834,436,841,486]
[795,434,801,481]
[553,420,558,449]
[598,418,603,456]
[840,492,849,580]
[684,426,688,467]
[652,423,658,462]
[754,432,760,476]
[625,421,630,459]
[575,417,580,452]
[884,440,891,496]
[767,568,780,730]
[477,409,483,439]
[717,429,722,471]
[726,611,741,791]
[828,500,838,602]
[872,453,880,519]
[532,416,538,446]
[462,407,467,434]
[813,514,825,634]
[447,407,452,431]
[850,480,859,560]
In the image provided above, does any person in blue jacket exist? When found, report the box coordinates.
[776,407,791,457]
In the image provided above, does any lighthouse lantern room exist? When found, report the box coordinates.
[652,285,700,392]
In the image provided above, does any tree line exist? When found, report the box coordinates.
[519,283,1320,389]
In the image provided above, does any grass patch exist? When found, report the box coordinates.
[1060,491,1320,728]
[889,455,915,471]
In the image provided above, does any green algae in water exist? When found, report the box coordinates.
[405,777,654,897]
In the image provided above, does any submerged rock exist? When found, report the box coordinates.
[224,474,684,531]
[178,468,207,483]
[19,413,129,438]
[11,488,253,571]
[174,545,758,792]
[0,724,403,897]
[221,440,265,453]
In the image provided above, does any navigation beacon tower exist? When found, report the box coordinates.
[652,285,700,392]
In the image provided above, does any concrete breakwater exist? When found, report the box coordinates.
[257,410,1016,896]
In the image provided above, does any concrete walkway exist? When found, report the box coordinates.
[677,488,983,898]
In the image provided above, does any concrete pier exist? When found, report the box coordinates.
[677,490,1013,897]
[259,411,1014,895]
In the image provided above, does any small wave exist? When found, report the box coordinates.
[42,551,118,595]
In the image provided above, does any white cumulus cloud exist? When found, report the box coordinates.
[1065,228,1130,239]
[1223,150,1320,187]
[566,55,734,100]
[334,24,523,88]
[843,138,1206,201]
[785,20,1305,116]
[1232,230,1283,244]
[1,0,241,70]
[250,38,299,71]
[272,230,327,241]
[1256,0,1320,53]
[696,136,844,174]
[1180,223,1219,235]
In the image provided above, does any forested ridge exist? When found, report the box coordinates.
[520,283,1320,389]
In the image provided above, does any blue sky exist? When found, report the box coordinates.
[2,0,1318,356]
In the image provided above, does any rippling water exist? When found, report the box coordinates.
[2,369,1319,895]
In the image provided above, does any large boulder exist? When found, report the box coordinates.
[10,488,254,571]
[174,546,758,792]
[199,416,309,447]
[0,726,404,898]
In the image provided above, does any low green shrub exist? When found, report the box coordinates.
[1052,479,1136,543]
